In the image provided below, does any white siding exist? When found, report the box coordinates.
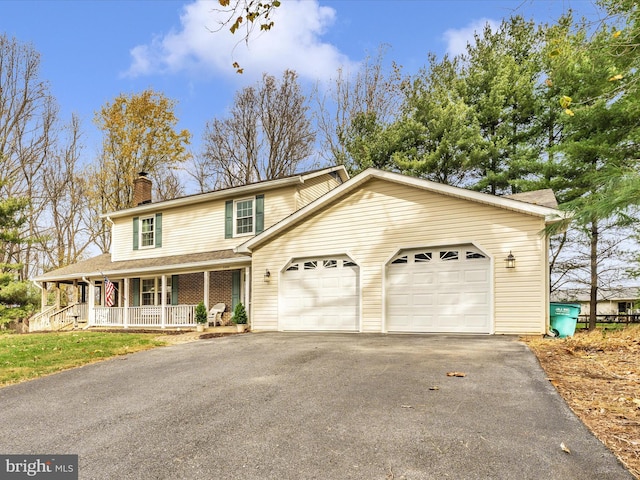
[112,186,297,261]
[251,178,549,334]
[296,174,342,209]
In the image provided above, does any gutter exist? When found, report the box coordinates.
[102,175,304,219]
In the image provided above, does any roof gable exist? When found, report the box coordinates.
[236,168,567,253]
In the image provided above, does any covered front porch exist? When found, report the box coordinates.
[31,251,251,332]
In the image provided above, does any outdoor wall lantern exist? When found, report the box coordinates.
[505,251,516,269]
[264,269,271,282]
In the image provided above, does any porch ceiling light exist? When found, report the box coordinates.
[505,251,516,269]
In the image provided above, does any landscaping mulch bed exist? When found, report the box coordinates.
[524,326,640,479]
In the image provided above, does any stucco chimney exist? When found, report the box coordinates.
[133,171,152,206]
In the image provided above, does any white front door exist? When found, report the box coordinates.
[279,257,359,331]
[386,245,491,333]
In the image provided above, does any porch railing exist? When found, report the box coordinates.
[29,304,88,332]
[92,305,197,328]
[28,305,57,332]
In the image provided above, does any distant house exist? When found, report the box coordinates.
[551,287,640,316]
[33,167,566,335]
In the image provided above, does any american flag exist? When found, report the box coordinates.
[105,277,116,307]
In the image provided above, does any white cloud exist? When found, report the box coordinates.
[443,18,500,57]
[125,0,356,82]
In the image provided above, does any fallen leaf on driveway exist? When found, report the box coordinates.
[446,372,466,377]
[560,442,571,454]
[400,405,413,409]
[429,386,440,390]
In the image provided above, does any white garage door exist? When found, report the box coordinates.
[386,245,491,333]
[279,257,359,331]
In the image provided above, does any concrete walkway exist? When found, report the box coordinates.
[0,333,632,479]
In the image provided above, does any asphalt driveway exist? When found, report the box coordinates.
[0,333,632,479]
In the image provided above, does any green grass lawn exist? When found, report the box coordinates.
[0,331,167,387]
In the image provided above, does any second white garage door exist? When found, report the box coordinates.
[279,256,359,331]
[386,245,491,333]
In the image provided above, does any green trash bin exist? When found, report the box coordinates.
[549,303,581,338]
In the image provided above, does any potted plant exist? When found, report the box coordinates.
[195,301,207,332]
[231,302,248,332]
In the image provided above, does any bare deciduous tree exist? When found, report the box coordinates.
[40,114,93,269]
[0,34,57,280]
[313,48,403,172]
[197,70,314,189]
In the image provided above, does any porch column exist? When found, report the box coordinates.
[87,280,95,326]
[41,282,48,310]
[123,278,129,329]
[161,275,167,329]
[244,266,251,321]
[72,280,79,304]
[204,271,210,310]
[71,280,79,327]
[55,282,61,309]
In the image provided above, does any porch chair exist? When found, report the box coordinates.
[208,303,226,326]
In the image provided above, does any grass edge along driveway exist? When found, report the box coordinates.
[0,331,167,387]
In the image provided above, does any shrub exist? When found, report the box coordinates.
[232,302,247,324]
[195,301,208,325]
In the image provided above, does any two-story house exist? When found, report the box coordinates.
[33,166,565,335]
[32,166,349,330]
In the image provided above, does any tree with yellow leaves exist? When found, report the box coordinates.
[88,89,191,252]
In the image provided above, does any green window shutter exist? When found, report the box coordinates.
[155,213,162,248]
[255,194,264,234]
[225,200,233,238]
[133,217,139,250]
[171,275,179,305]
[231,270,241,310]
[132,278,140,307]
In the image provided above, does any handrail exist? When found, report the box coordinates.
[28,306,57,332]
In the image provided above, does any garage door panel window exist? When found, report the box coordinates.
[391,255,408,264]
[415,252,432,262]
[440,250,459,261]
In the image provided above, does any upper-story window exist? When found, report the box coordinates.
[140,215,155,248]
[234,198,254,236]
[133,213,162,250]
[225,194,264,239]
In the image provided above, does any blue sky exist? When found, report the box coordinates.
[1,0,603,181]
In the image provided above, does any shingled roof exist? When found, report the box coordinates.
[34,250,249,283]
[504,189,559,209]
